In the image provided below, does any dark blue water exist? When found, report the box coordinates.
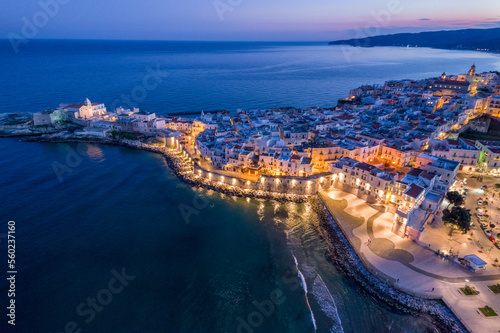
[1,40,499,114]
[1,40,499,332]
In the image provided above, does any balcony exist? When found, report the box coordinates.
[396,205,412,218]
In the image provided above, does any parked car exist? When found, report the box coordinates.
[480,223,488,230]
[485,229,492,237]
[478,199,483,205]
[470,223,476,229]
[489,236,496,243]
[482,185,488,190]
[495,243,500,249]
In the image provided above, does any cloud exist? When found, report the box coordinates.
[418,18,431,21]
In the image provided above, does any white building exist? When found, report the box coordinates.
[60,98,106,119]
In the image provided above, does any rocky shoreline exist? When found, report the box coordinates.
[310,198,468,333]
[17,134,310,203]
[5,133,467,331]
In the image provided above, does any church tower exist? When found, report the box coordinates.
[440,72,446,80]
[466,64,476,84]
[468,64,476,76]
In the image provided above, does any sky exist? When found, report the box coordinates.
[1,0,500,41]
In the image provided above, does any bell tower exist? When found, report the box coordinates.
[467,64,476,77]
[466,64,476,84]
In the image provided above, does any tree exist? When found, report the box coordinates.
[445,191,463,208]
[442,206,471,233]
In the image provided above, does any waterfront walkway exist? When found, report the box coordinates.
[320,189,500,333]
[184,144,259,182]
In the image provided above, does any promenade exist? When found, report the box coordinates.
[320,189,500,333]
[184,143,259,182]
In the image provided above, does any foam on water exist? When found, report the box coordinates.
[293,255,316,331]
[312,276,344,333]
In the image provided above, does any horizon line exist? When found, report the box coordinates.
[1,26,499,44]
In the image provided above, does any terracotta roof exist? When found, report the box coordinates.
[405,183,425,199]
[356,162,376,172]
[420,171,434,180]
[63,103,85,109]
[336,115,355,120]
[434,80,470,87]
[407,168,424,177]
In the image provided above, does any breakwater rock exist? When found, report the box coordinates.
[311,198,468,333]
[17,134,309,203]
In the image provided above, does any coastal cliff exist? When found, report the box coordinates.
[329,27,500,53]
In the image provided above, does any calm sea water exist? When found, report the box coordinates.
[1,41,499,333]
[1,40,499,114]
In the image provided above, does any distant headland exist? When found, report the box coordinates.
[329,27,500,53]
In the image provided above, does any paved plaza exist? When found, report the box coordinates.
[320,185,500,333]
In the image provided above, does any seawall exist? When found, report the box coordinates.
[312,196,468,333]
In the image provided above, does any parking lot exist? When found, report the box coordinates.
[421,175,500,266]
[457,175,500,244]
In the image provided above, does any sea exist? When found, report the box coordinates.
[1,40,499,333]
